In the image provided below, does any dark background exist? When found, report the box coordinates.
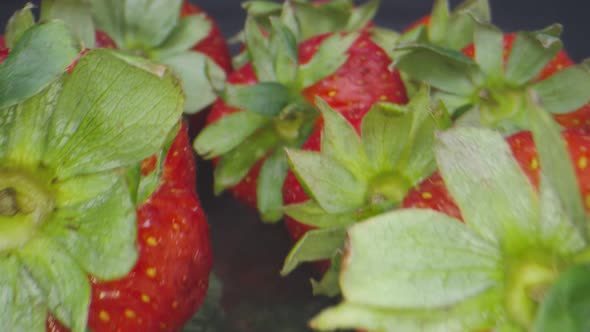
[1,1,589,331]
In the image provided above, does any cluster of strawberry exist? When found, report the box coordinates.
[1,0,589,331]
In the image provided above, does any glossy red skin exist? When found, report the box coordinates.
[47,124,212,332]
[462,33,590,129]
[206,32,408,211]
[402,129,590,218]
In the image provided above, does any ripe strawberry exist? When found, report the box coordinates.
[41,0,232,133]
[394,16,590,132]
[194,1,408,222]
[312,124,590,331]
[0,23,211,332]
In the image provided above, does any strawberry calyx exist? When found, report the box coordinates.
[280,87,450,289]
[42,0,227,114]
[310,120,589,331]
[395,20,590,133]
[0,26,184,332]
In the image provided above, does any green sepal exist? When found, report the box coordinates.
[244,17,276,82]
[347,0,380,32]
[194,111,269,159]
[41,0,96,47]
[311,289,501,332]
[442,0,491,49]
[394,43,482,96]
[281,227,346,276]
[5,3,35,48]
[316,97,369,180]
[504,25,563,86]
[93,0,183,50]
[242,1,283,18]
[297,32,358,89]
[269,17,299,86]
[213,128,279,194]
[44,174,138,280]
[342,209,500,308]
[152,14,212,59]
[428,0,450,47]
[533,264,590,332]
[220,82,292,117]
[528,93,587,241]
[19,236,91,332]
[160,51,226,113]
[532,59,590,115]
[283,200,356,229]
[0,255,48,331]
[42,49,184,179]
[436,128,540,249]
[285,149,367,213]
[311,254,342,297]
[473,18,504,76]
[0,20,82,109]
[257,148,290,223]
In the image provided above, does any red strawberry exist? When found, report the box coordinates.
[0,23,211,332]
[311,125,590,331]
[195,2,407,222]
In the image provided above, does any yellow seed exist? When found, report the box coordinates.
[585,195,590,208]
[379,95,388,101]
[328,90,337,97]
[579,156,588,170]
[125,309,136,319]
[141,294,151,303]
[172,223,180,231]
[146,267,157,278]
[99,311,110,322]
[530,158,539,170]
[421,192,432,199]
[146,237,158,247]
[172,301,179,309]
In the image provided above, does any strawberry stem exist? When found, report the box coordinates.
[0,169,54,251]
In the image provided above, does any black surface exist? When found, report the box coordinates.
[1,1,589,331]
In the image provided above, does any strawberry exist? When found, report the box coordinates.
[194,0,408,222]
[394,16,590,133]
[41,0,233,133]
[0,21,211,332]
[311,118,590,331]
[280,87,450,293]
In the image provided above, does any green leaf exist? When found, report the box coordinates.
[528,96,587,241]
[269,17,299,86]
[292,0,353,39]
[316,97,369,180]
[245,17,276,82]
[41,0,96,47]
[160,51,226,113]
[473,20,504,76]
[285,149,367,213]
[4,81,62,166]
[298,32,358,89]
[0,21,82,109]
[435,127,540,249]
[214,128,279,194]
[0,255,48,331]
[54,172,119,206]
[257,149,289,222]
[46,174,138,279]
[194,111,269,159]
[19,236,91,332]
[533,264,590,332]
[43,49,184,179]
[342,209,500,308]
[123,0,183,49]
[89,0,126,47]
[347,0,380,31]
[5,3,35,48]
[0,107,16,160]
[221,82,291,117]
[311,289,501,332]
[281,227,346,276]
[311,255,342,297]
[504,26,563,85]
[154,14,212,59]
[395,43,481,95]
[532,60,590,115]
[283,200,356,228]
